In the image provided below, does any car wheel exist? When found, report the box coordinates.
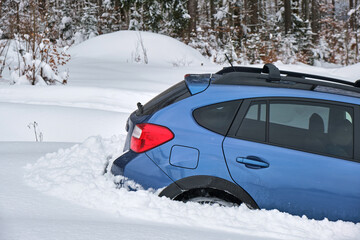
[178,188,241,207]
[185,196,238,207]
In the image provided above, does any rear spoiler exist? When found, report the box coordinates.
[184,74,220,95]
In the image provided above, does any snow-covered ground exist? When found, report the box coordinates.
[0,31,359,240]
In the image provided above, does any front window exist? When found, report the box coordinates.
[268,101,353,158]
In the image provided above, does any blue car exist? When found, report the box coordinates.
[111,64,360,222]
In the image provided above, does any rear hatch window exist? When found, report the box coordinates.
[137,80,191,116]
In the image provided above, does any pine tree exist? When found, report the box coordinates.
[141,0,163,32]
[59,0,77,41]
[98,0,116,34]
[292,0,313,64]
[81,0,99,39]
[163,0,189,38]
[0,0,12,39]
[128,0,142,30]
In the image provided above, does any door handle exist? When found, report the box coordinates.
[236,156,269,169]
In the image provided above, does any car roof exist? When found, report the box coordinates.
[212,64,360,98]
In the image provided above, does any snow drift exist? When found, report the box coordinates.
[25,136,360,240]
[69,31,211,67]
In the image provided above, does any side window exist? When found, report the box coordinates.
[268,101,353,159]
[237,101,267,141]
[269,103,329,132]
[193,100,241,136]
[235,99,354,159]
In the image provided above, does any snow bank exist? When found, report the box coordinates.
[69,31,211,67]
[0,85,153,113]
[332,62,360,81]
[25,136,360,240]
[0,102,128,142]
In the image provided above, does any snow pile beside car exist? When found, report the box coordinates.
[24,136,360,240]
[69,30,211,67]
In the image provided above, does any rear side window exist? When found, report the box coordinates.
[193,100,241,135]
[139,81,191,116]
[235,99,354,159]
[237,101,266,141]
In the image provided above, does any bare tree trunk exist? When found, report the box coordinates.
[31,0,37,85]
[311,0,320,40]
[303,0,310,21]
[97,0,103,34]
[274,0,278,12]
[345,29,350,65]
[16,2,20,34]
[234,3,242,41]
[218,0,223,41]
[32,1,36,57]
[187,0,197,39]
[0,0,3,19]
[355,0,359,61]
[97,0,103,17]
[228,1,233,29]
[248,0,259,32]
[350,0,354,30]
[210,0,215,29]
[284,0,291,34]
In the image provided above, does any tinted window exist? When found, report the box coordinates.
[235,99,354,159]
[139,81,191,116]
[193,101,241,135]
[268,101,354,158]
[237,101,266,141]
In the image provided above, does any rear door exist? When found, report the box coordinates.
[222,98,360,222]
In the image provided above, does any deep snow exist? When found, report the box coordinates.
[23,136,360,240]
[2,142,266,240]
[0,31,360,240]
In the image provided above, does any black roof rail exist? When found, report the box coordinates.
[355,80,360,87]
[263,63,281,81]
[216,63,357,89]
[280,69,355,87]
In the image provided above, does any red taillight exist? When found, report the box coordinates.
[130,123,174,153]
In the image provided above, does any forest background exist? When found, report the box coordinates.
[1,0,360,85]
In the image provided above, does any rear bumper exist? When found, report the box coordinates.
[111,150,175,190]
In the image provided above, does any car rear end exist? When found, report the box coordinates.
[111,74,213,189]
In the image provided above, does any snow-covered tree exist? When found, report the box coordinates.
[163,0,189,38]
[142,0,163,32]
[81,1,99,39]
[1,0,360,67]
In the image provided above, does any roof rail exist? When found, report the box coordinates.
[263,63,280,81]
[216,64,357,89]
[355,80,360,87]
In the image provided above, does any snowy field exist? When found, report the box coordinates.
[0,31,359,240]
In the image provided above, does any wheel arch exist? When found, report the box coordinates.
[159,175,259,209]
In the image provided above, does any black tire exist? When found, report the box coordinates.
[177,188,241,207]
[159,175,259,209]
[185,196,239,207]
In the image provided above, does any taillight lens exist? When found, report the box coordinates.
[130,123,174,153]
